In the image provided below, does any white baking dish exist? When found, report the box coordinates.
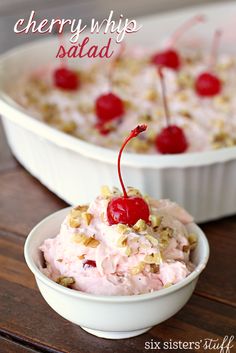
[1,2,236,222]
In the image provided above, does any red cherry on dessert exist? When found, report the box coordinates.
[151,15,205,71]
[83,260,96,268]
[54,67,79,91]
[156,125,188,154]
[195,30,222,98]
[107,196,150,226]
[155,67,188,154]
[151,49,180,71]
[195,72,221,97]
[96,92,124,124]
[107,124,150,226]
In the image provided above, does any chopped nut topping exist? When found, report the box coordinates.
[188,233,197,250]
[56,276,75,287]
[78,254,85,260]
[116,224,128,234]
[74,205,89,212]
[133,219,147,232]
[82,212,93,226]
[145,234,159,246]
[177,72,194,89]
[127,187,142,197]
[40,103,61,124]
[163,282,172,288]
[149,215,162,229]
[145,89,158,102]
[150,264,160,273]
[100,185,112,198]
[59,120,77,134]
[117,234,128,247]
[183,245,190,252]
[125,246,132,256]
[69,217,81,228]
[179,109,193,119]
[211,131,235,148]
[144,253,161,264]
[130,261,145,275]
[72,233,100,248]
[160,227,173,239]
[130,138,150,153]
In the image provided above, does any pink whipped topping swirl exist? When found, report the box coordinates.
[40,186,196,296]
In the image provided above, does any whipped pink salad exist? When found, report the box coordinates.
[12,47,236,153]
[40,186,197,295]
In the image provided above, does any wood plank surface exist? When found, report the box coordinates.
[0,169,67,236]
[0,337,39,353]
[0,120,235,353]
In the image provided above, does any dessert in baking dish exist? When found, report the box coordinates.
[40,125,196,295]
[13,16,236,154]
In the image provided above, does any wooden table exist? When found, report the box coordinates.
[0,122,235,353]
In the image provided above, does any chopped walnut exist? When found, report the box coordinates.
[150,264,160,273]
[133,219,147,232]
[69,217,81,228]
[144,89,158,102]
[188,233,197,250]
[125,246,132,256]
[130,261,145,275]
[127,187,142,197]
[82,212,93,226]
[149,215,162,230]
[56,276,75,287]
[145,234,159,246]
[116,224,128,234]
[117,234,128,247]
[59,120,77,134]
[74,205,89,212]
[72,233,100,248]
[144,253,161,264]
[163,282,172,288]
[100,185,112,198]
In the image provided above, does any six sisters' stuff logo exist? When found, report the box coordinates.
[13,10,142,59]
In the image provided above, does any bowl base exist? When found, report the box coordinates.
[81,326,152,339]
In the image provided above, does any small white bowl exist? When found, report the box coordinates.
[24,207,209,339]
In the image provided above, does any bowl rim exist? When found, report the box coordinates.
[24,207,210,303]
[1,34,236,169]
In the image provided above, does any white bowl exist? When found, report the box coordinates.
[24,207,209,339]
[1,2,236,222]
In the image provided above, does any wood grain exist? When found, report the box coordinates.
[0,122,18,172]
[0,169,67,236]
[1,277,235,353]
[0,231,235,353]
[0,337,39,353]
[198,217,236,307]
[0,121,235,352]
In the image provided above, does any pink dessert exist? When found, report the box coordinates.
[40,125,197,295]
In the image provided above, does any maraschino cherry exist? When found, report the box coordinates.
[195,30,222,97]
[95,43,125,130]
[53,22,79,91]
[107,125,150,226]
[151,15,205,70]
[155,67,188,154]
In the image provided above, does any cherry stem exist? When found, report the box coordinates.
[55,19,67,67]
[209,29,222,68]
[118,124,147,198]
[168,14,205,47]
[158,66,170,127]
